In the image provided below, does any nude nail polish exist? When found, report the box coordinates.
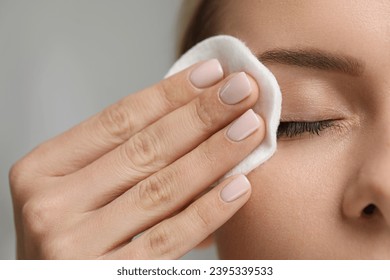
[190,59,224,88]
[219,72,251,105]
[226,109,261,142]
[220,175,251,202]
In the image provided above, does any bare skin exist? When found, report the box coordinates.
[10,0,390,260]
[215,0,390,259]
[9,60,265,259]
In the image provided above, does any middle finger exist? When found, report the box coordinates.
[65,72,260,209]
[81,108,265,254]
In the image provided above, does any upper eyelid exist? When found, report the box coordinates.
[269,69,357,119]
[279,116,343,122]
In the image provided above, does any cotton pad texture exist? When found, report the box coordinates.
[165,35,282,184]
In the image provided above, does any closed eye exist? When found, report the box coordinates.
[277,120,335,138]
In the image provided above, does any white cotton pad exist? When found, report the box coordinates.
[165,35,282,183]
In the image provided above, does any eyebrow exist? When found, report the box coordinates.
[258,48,365,76]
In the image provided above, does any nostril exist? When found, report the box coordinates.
[362,204,377,216]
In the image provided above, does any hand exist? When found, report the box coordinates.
[9,59,265,259]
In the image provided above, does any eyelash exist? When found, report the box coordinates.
[277,120,335,138]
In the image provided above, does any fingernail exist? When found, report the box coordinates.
[190,59,224,88]
[219,72,251,105]
[220,175,251,202]
[226,109,261,142]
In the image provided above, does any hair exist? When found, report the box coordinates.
[178,0,221,56]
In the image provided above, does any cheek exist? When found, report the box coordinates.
[216,136,353,259]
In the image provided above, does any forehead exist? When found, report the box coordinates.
[219,0,390,68]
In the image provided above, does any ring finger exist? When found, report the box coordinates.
[80,108,265,254]
[64,72,260,209]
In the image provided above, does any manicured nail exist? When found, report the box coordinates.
[190,59,224,88]
[220,175,251,202]
[226,109,261,142]
[219,72,251,105]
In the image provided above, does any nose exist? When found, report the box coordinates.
[342,137,390,228]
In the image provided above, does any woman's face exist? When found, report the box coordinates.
[215,0,390,259]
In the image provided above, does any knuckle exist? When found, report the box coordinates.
[136,172,174,210]
[9,161,25,191]
[157,79,184,110]
[190,202,214,232]
[146,225,175,257]
[22,196,60,237]
[9,162,21,185]
[192,97,216,132]
[99,101,133,141]
[123,131,161,173]
[198,141,218,166]
[9,159,33,192]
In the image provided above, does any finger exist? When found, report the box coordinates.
[64,72,260,209]
[79,110,264,253]
[104,174,252,259]
[24,59,224,176]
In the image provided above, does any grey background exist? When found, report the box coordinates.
[0,0,217,259]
